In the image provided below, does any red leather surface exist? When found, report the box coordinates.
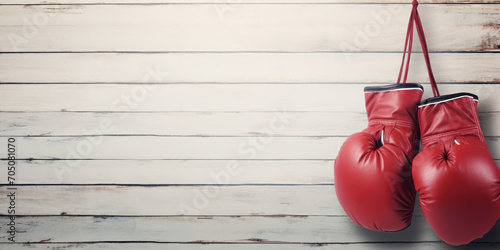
[334,84,422,232]
[413,95,500,245]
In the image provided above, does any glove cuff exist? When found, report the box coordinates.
[419,92,478,107]
[364,83,423,125]
[364,83,423,93]
[418,92,484,147]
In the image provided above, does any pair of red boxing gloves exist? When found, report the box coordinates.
[334,1,500,246]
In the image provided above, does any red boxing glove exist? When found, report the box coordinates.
[334,83,422,231]
[413,93,500,245]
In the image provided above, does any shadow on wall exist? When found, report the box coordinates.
[480,220,500,242]
[347,217,500,249]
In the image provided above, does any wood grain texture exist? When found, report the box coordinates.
[2,159,499,185]
[2,243,500,250]
[0,185,341,216]
[1,84,499,112]
[0,136,343,160]
[1,136,499,160]
[3,216,500,243]
[4,243,500,250]
[1,111,500,137]
[0,112,370,137]
[1,53,499,83]
[1,0,499,4]
[0,160,334,184]
[0,4,498,52]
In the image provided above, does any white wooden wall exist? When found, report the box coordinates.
[0,0,499,249]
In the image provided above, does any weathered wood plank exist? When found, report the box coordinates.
[0,185,342,216]
[1,136,499,160]
[0,84,499,112]
[0,4,498,52]
[0,83,368,112]
[0,136,343,160]
[1,53,499,83]
[0,112,368,137]
[2,243,500,250]
[2,160,334,185]
[3,243,500,250]
[1,1,498,5]
[1,111,499,137]
[3,216,500,243]
[1,159,499,185]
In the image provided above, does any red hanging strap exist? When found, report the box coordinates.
[397,3,415,85]
[397,0,440,97]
